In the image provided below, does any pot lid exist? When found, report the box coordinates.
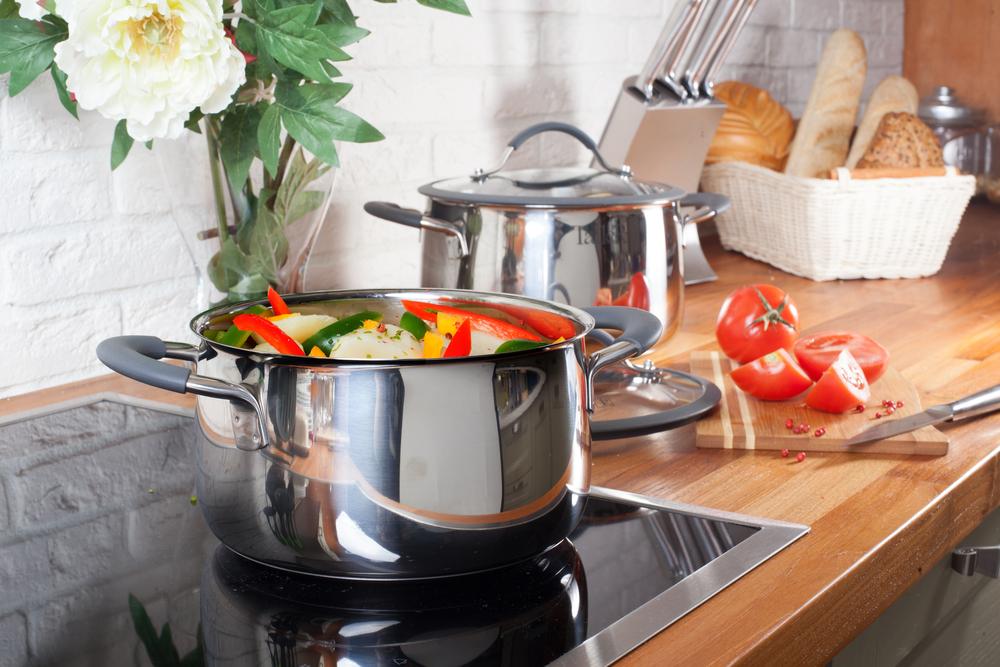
[918,86,986,128]
[590,360,721,440]
[419,122,685,208]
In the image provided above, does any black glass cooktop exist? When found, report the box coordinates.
[0,398,807,666]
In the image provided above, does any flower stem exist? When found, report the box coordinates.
[204,118,230,244]
[267,135,297,209]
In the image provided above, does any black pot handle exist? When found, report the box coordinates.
[591,367,722,440]
[678,191,731,226]
[581,306,663,412]
[475,121,630,180]
[97,335,268,449]
[364,201,469,256]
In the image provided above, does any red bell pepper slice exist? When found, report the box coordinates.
[401,300,541,341]
[612,273,650,311]
[232,313,304,355]
[267,286,291,316]
[443,318,472,357]
[445,299,575,340]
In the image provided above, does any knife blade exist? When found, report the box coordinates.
[846,383,1000,446]
[683,0,746,100]
[634,0,697,101]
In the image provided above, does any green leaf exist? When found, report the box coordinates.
[184,108,205,134]
[258,103,282,177]
[274,148,328,225]
[316,20,368,47]
[219,105,261,193]
[417,0,470,15]
[255,3,351,82]
[158,624,182,667]
[246,205,288,284]
[49,63,76,118]
[322,0,356,26]
[0,16,67,95]
[111,119,134,170]
[275,81,382,167]
[128,595,181,667]
[0,0,19,20]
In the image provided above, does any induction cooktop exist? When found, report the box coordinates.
[0,397,807,666]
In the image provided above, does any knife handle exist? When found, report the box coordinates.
[635,0,695,100]
[950,384,1000,421]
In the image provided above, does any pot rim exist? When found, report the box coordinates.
[190,287,597,365]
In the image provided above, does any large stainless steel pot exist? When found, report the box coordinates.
[364,122,730,341]
[97,289,661,579]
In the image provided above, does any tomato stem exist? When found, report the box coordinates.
[749,287,796,332]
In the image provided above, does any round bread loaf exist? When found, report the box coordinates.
[706,81,795,171]
[856,112,944,169]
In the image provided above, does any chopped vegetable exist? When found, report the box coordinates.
[232,314,304,355]
[362,319,379,330]
[449,300,576,340]
[302,311,382,356]
[494,339,548,354]
[443,318,472,357]
[268,313,299,322]
[436,312,463,336]
[218,325,252,348]
[309,346,326,358]
[805,349,871,413]
[423,331,445,358]
[399,311,428,341]
[401,299,542,341]
[267,286,291,316]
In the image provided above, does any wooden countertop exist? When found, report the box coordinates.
[3,202,998,665]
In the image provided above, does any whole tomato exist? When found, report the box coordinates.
[716,284,799,364]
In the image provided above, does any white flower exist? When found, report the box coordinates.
[53,0,246,141]
[16,1,46,20]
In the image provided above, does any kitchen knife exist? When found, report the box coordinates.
[702,0,758,98]
[845,383,1000,446]
[656,0,710,101]
[683,0,747,100]
[634,0,699,101]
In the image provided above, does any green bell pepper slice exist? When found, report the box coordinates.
[398,311,428,341]
[303,311,382,355]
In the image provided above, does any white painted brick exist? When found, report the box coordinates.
[539,16,631,66]
[792,0,841,30]
[0,538,53,611]
[0,479,7,533]
[47,514,131,589]
[722,66,791,106]
[787,65,819,105]
[0,401,128,460]
[750,0,793,27]
[0,613,27,667]
[0,302,122,387]
[111,136,213,215]
[726,25,768,66]
[0,224,195,306]
[18,153,114,228]
[432,13,538,66]
[841,0,884,32]
[480,0,662,16]
[15,422,194,527]
[865,34,903,68]
[119,279,204,343]
[767,28,821,67]
[336,132,434,192]
[350,20,433,70]
[348,70,485,125]
[126,495,207,563]
[483,70,577,119]
[882,1,904,34]
[0,76,111,153]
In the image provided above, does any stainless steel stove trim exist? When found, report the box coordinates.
[552,486,809,666]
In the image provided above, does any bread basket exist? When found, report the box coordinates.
[701,162,976,281]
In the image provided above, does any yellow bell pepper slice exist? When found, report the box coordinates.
[308,346,326,358]
[423,331,445,358]
[362,319,380,330]
[435,312,463,336]
[268,313,301,322]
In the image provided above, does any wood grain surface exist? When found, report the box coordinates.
[903,0,1000,123]
[3,204,1000,665]
[692,351,949,455]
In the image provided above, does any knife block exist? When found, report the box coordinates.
[596,80,725,284]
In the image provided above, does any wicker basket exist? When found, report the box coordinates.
[700,161,976,281]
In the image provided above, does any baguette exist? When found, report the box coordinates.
[784,29,867,178]
[845,75,918,167]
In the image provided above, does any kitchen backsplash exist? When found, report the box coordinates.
[0,0,903,398]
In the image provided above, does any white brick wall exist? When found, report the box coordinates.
[0,0,902,398]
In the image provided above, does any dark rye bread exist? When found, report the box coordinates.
[856,112,944,169]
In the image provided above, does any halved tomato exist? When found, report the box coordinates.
[794,331,889,383]
[805,349,871,413]
[730,349,814,401]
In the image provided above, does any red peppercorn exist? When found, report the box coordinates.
[885,405,895,415]
[781,448,790,458]
[785,418,794,429]
[854,404,865,413]
[874,412,882,419]
[799,423,809,431]
[814,427,826,437]
[796,452,806,462]
[896,400,904,408]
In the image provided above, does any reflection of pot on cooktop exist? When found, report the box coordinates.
[200,540,588,666]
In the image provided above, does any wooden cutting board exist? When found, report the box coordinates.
[691,351,949,455]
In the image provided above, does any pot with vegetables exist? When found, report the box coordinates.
[97,288,661,579]
[363,122,729,341]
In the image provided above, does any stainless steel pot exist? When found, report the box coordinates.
[364,122,729,341]
[97,289,661,579]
